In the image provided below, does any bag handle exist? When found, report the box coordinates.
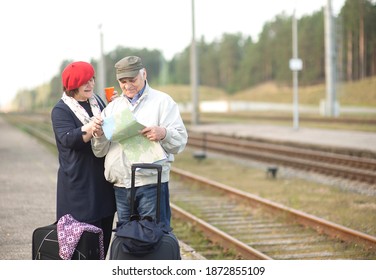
[130,163,162,223]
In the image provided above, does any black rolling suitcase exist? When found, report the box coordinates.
[110,163,181,260]
[32,222,102,260]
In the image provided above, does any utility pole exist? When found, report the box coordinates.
[190,0,199,125]
[289,9,302,131]
[97,24,106,102]
[324,0,338,117]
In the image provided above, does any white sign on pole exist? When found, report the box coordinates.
[289,58,303,71]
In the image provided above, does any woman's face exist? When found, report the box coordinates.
[75,77,95,101]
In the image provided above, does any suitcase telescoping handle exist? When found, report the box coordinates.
[130,163,162,223]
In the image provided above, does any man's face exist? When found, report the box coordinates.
[118,70,146,98]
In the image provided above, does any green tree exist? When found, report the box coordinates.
[218,33,243,93]
[299,11,325,84]
[340,0,376,80]
[198,37,220,87]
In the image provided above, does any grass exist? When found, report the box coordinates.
[154,76,376,107]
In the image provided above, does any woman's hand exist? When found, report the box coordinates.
[109,90,119,102]
[91,115,104,138]
[81,115,103,141]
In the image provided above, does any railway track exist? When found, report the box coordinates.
[188,131,376,185]
[170,169,376,259]
[3,113,376,259]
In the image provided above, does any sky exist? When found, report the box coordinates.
[0,0,344,110]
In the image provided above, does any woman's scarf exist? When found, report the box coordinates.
[61,92,101,124]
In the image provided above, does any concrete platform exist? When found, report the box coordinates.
[0,115,58,260]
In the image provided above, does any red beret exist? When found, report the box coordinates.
[62,61,95,91]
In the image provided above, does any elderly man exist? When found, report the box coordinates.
[92,56,187,228]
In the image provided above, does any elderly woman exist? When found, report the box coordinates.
[51,61,116,257]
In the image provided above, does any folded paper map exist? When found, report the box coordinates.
[102,107,167,164]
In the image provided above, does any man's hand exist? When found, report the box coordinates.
[141,126,166,141]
